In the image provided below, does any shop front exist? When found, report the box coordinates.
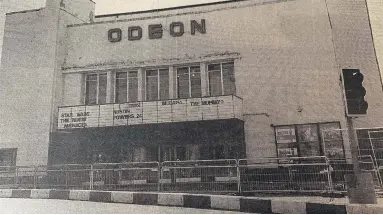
[49,95,244,165]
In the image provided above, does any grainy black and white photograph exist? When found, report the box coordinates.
[0,0,383,213]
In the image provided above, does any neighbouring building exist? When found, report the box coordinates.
[1,0,383,167]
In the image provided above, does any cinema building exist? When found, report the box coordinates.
[1,0,383,167]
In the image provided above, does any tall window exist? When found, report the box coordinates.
[176,66,201,98]
[128,71,138,102]
[115,71,139,103]
[146,69,169,101]
[208,62,235,96]
[115,72,127,103]
[85,73,107,105]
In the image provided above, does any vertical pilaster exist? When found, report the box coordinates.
[80,73,85,105]
[106,70,113,103]
[169,66,176,99]
[200,62,208,96]
[138,68,144,101]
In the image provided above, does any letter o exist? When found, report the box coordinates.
[170,22,184,37]
[108,28,122,43]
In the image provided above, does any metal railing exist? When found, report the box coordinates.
[0,157,380,194]
[329,155,382,191]
[238,156,333,193]
[160,159,238,193]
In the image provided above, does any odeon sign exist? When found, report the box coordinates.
[108,19,206,42]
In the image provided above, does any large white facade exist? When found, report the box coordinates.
[0,0,382,166]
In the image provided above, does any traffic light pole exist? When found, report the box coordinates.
[346,117,377,204]
[347,117,361,173]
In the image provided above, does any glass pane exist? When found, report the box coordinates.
[85,74,97,105]
[120,147,133,162]
[146,70,158,101]
[214,145,225,159]
[298,142,321,157]
[128,71,138,77]
[146,146,158,161]
[129,78,138,102]
[98,73,107,104]
[320,123,342,140]
[190,66,201,97]
[159,69,169,100]
[115,72,127,103]
[208,64,220,71]
[162,147,173,161]
[297,124,318,142]
[320,123,344,159]
[176,147,186,161]
[277,143,298,161]
[228,145,238,159]
[222,62,236,95]
[209,70,222,96]
[297,124,320,157]
[128,71,138,102]
[133,147,145,162]
[275,126,296,144]
[0,149,16,166]
[177,67,189,98]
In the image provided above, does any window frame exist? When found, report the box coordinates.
[207,61,235,96]
[145,68,169,101]
[0,148,17,168]
[114,70,139,103]
[176,65,201,99]
[274,121,345,160]
[128,71,139,102]
[84,72,107,105]
[115,71,128,104]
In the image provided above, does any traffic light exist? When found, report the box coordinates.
[342,69,368,115]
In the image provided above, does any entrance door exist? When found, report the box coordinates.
[161,145,188,161]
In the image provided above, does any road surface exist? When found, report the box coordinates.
[0,198,243,214]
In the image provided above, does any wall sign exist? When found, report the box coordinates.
[108,19,206,42]
[275,126,296,144]
[58,95,242,129]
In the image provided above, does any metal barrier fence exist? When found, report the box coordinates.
[0,157,380,193]
[238,156,333,193]
[160,159,238,193]
[329,155,382,191]
[91,162,160,191]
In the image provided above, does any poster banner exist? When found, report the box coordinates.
[275,126,296,144]
[277,147,298,157]
[58,96,241,129]
[320,123,344,159]
[297,124,318,142]
[277,147,298,163]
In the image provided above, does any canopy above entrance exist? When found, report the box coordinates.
[49,119,245,165]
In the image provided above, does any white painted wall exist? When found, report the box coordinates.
[63,0,366,160]
[366,0,383,91]
[0,0,95,166]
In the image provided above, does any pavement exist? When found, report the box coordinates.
[2,189,383,213]
[0,198,243,214]
[251,195,383,205]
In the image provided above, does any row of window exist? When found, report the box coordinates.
[84,62,236,105]
[275,122,345,160]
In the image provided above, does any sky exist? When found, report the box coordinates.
[0,0,225,65]
[2,0,226,15]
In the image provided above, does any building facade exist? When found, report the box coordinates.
[0,0,383,166]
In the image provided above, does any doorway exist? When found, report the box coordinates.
[161,145,198,161]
